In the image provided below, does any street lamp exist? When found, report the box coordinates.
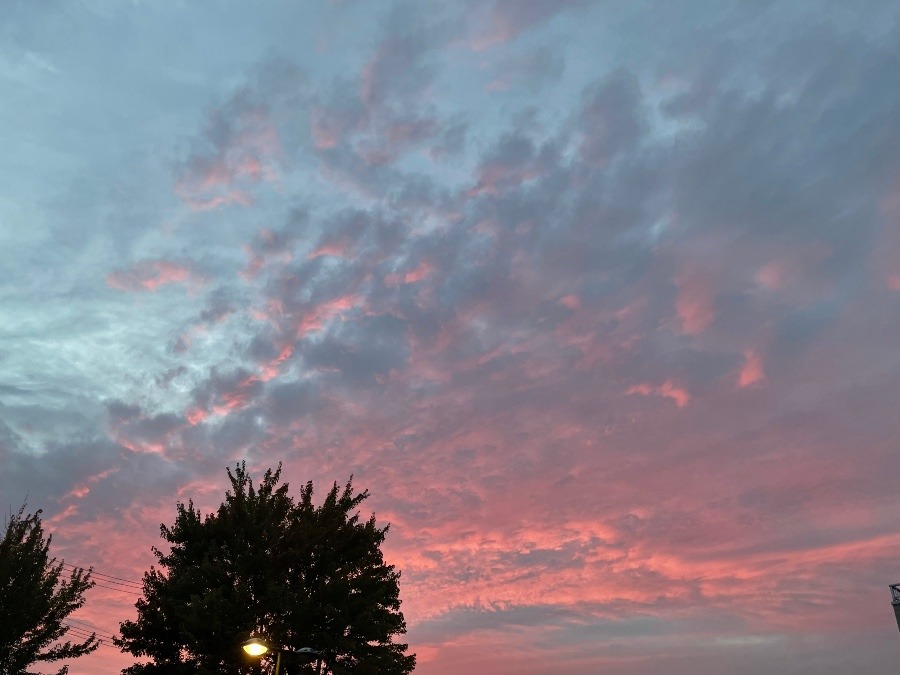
[243,637,270,657]
[242,637,324,674]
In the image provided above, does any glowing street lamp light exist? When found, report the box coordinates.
[242,636,323,674]
[242,637,271,657]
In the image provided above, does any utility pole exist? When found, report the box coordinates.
[889,584,900,632]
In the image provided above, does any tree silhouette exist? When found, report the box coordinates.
[116,463,415,674]
[0,504,98,675]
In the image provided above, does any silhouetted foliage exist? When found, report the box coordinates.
[0,504,98,675]
[116,463,415,674]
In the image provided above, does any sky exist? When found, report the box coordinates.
[1,0,900,673]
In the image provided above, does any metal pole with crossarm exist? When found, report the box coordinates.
[242,637,324,674]
[889,584,900,632]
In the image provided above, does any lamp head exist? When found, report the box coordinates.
[242,637,271,657]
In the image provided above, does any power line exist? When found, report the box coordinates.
[65,631,110,644]
[83,577,142,591]
[71,628,116,641]
[85,576,142,591]
[63,619,115,647]
[61,626,103,643]
[55,561,145,595]
[62,631,116,649]
[64,618,118,640]
[62,625,97,638]
[62,623,116,643]
[66,617,105,629]
[87,582,142,596]
[60,562,143,589]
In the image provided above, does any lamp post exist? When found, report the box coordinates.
[242,637,324,675]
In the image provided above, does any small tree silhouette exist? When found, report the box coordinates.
[0,504,98,675]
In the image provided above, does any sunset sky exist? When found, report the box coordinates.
[2,1,900,673]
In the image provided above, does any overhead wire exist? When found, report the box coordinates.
[66,617,105,629]
[56,563,144,595]
[61,626,105,644]
[63,632,116,649]
[65,617,119,639]
[86,581,143,596]
[47,564,141,649]
[60,562,144,589]
[62,621,119,648]
[64,619,115,636]
[62,625,97,639]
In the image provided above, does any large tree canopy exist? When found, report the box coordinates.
[0,505,98,675]
[116,464,415,674]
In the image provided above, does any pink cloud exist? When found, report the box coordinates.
[755,260,786,290]
[310,106,343,150]
[213,377,258,415]
[241,251,266,280]
[175,109,282,212]
[185,407,208,426]
[403,261,432,284]
[259,343,294,382]
[308,240,352,260]
[354,117,439,167]
[468,161,544,197]
[738,350,765,388]
[188,189,254,212]
[385,261,433,287]
[470,0,585,51]
[186,372,267,425]
[293,293,360,339]
[626,380,691,407]
[367,443,893,653]
[554,297,645,370]
[753,245,832,301]
[558,294,581,310]
[113,436,168,457]
[310,100,372,159]
[61,468,120,502]
[388,117,437,145]
[240,232,293,280]
[106,260,205,293]
[44,504,79,528]
[675,268,715,335]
